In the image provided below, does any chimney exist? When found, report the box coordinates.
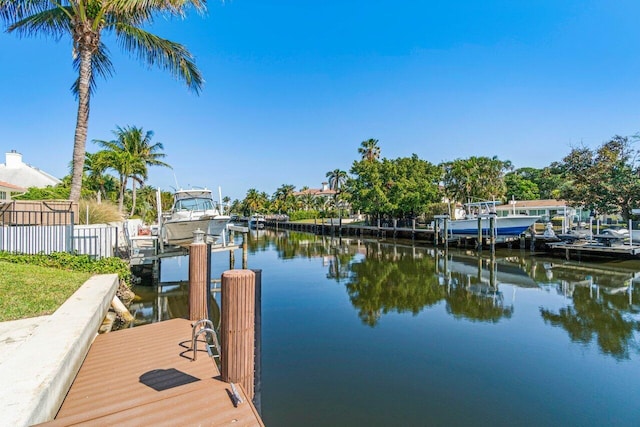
[5,151,23,169]
[321,181,329,191]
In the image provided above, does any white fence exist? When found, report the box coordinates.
[0,224,118,259]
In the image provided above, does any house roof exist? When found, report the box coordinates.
[0,180,26,192]
[294,188,337,197]
[495,199,570,210]
[0,152,61,189]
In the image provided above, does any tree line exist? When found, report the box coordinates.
[234,136,640,222]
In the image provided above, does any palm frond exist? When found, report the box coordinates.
[6,6,72,38]
[0,0,56,22]
[115,23,203,93]
[105,0,206,18]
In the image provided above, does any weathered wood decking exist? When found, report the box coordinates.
[40,318,263,426]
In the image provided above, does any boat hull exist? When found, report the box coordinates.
[446,216,538,237]
[163,216,230,246]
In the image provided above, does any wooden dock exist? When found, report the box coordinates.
[41,318,263,426]
[546,241,640,259]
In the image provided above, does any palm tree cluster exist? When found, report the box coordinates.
[92,125,170,214]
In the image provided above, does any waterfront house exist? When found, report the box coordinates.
[0,150,61,189]
[0,180,26,202]
[294,182,338,208]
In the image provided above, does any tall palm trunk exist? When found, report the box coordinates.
[69,47,92,202]
[118,176,127,213]
[130,181,137,217]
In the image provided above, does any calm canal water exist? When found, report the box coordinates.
[132,230,640,426]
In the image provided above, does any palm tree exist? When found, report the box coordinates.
[358,138,381,162]
[94,125,170,213]
[83,150,111,203]
[243,188,269,215]
[273,184,296,214]
[1,0,204,202]
[326,169,348,193]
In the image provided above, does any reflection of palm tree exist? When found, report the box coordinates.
[2,0,204,201]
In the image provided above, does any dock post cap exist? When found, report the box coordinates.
[222,269,255,279]
[192,228,205,243]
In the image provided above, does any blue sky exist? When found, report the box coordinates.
[2,0,640,201]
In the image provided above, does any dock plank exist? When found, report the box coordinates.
[40,318,263,426]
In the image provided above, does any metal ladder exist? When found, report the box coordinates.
[191,319,221,366]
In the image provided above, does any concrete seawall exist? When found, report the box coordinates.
[0,274,119,426]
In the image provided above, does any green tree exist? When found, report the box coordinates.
[380,155,442,218]
[557,136,640,220]
[1,0,204,202]
[505,171,540,201]
[441,156,512,203]
[348,157,388,222]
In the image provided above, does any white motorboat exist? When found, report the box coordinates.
[439,201,539,240]
[162,189,230,246]
[248,214,266,229]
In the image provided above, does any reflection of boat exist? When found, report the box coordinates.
[440,201,539,239]
[443,253,539,288]
[162,189,230,246]
[249,214,266,229]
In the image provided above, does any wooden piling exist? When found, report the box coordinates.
[489,215,496,255]
[242,232,248,269]
[221,269,256,400]
[188,234,208,321]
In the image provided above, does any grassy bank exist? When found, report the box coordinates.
[0,261,91,321]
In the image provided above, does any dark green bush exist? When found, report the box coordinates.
[0,251,131,287]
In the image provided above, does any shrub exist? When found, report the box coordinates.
[0,251,132,287]
[79,200,123,224]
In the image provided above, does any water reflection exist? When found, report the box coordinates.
[132,230,640,361]
[256,230,640,358]
[540,280,640,360]
[130,274,221,328]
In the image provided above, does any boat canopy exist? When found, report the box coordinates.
[174,189,212,201]
[174,197,214,211]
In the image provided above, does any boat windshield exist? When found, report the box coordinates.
[175,198,214,211]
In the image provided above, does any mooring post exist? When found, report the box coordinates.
[477,217,483,251]
[242,232,248,269]
[489,215,496,256]
[221,269,256,400]
[188,228,208,321]
[252,269,263,415]
[443,217,449,248]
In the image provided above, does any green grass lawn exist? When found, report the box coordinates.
[0,261,91,322]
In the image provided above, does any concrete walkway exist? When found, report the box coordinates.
[0,274,119,427]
